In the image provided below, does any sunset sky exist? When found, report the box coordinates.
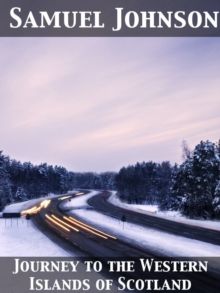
[0,38,219,172]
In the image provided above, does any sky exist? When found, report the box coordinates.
[0,38,219,172]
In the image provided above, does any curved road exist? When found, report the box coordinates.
[88,192,220,246]
[29,191,220,293]
[32,192,151,258]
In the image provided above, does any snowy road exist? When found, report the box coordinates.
[32,192,151,258]
[35,190,220,293]
[1,190,220,293]
[87,192,220,247]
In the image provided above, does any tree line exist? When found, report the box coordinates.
[1,139,220,219]
[0,151,116,211]
[116,140,220,219]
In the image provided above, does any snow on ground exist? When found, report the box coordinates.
[0,194,72,256]
[61,191,220,258]
[2,194,57,213]
[59,190,99,211]
[0,218,71,256]
[108,192,220,232]
[1,190,219,260]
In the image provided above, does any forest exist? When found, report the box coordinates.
[0,139,220,219]
[116,140,220,219]
[0,152,116,211]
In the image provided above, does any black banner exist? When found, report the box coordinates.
[1,257,220,293]
[0,0,219,37]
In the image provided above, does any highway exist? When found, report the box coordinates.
[26,191,220,293]
[88,192,220,246]
[31,192,152,258]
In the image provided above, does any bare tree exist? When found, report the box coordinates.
[181,139,191,161]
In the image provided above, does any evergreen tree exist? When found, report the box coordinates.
[0,151,12,210]
[172,141,220,219]
[116,161,173,205]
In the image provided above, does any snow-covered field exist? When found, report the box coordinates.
[0,195,71,256]
[0,218,71,256]
[1,190,220,260]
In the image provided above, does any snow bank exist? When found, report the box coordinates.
[3,194,58,213]
[60,191,220,258]
[60,190,100,210]
[109,193,220,232]
[71,209,220,257]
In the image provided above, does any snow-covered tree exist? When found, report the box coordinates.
[172,140,220,219]
[0,151,12,210]
[115,161,173,204]
[213,181,220,218]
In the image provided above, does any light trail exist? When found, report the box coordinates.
[58,196,72,201]
[67,216,117,240]
[21,206,39,216]
[45,214,70,232]
[75,192,84,196]
[51,214,79,232]
[34,206,42,213]
[21,199,51,216]
[40,199,51,208]
[64,217,112,240]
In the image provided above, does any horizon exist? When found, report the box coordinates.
[1,138,219,173]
